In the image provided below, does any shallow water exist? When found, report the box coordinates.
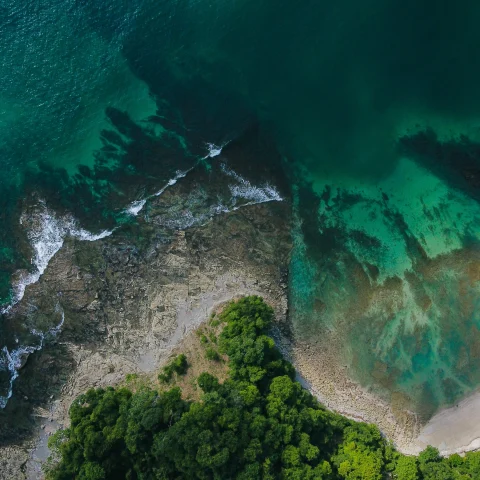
[2,0,480,417]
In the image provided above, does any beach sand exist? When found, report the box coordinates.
[413,390,480,455]
[289,337,480,456]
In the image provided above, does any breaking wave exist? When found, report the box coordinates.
[1,203,112,315]
[203,142,228,159]
[157,165,283,230]
[221,164,283,204]
[125,169,193,217]
[0,305,65,408]
[0,155,282,408]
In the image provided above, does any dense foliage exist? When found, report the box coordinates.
[46,297,480,479]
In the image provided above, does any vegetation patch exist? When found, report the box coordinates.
[45,296,480,479]
[205,347,220,362]
[158,354,189,383]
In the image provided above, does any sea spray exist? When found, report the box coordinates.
[154,170,191,196]
[126,199,147,217]
[0,306,65,409]
[0,166,196,407]
[0,160,282,407]
[221,163,283,204]
[156,164,283,230]
[203,142,228,159]
[124,145,233,220]
[125,169,194,217]
[0,204,111,408]
[5,166,198,311]
[1,203,112,315]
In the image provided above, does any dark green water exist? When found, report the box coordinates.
[2,0,480,417]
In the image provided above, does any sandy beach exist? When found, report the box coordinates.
[290,334,480,456]
[413,389,480,455]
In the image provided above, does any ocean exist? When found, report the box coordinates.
[2,0,480,418]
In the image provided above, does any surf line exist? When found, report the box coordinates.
[125,141,229,218]
[0,141,280,407]
[0,305,65,408]
[125,168,194,217]
[157,162,284,230]
[1,205,112,316]
[0,161,206,408]
[1,161,203,315]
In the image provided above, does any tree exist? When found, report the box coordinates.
[394,456,419,480]
[46,297,480,480]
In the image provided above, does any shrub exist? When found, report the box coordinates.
[205,347,220,361]
[158,354,189,383]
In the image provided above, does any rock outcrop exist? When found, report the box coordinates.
[0,163,291,479]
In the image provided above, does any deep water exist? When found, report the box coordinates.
[2,0,480,418]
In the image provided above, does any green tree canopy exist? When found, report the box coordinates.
[45,296,480,480]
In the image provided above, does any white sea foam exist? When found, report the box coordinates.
[1,206,112,315]
[203,142,228,159]
[0,307,65,408]
[0,167,196,407]
[5,168,192,311]
[126,199,147,216]
[160,202,233,230]
[0,204,111,407]
[125,169,192,217]
[230,184,282,203]
[154,169,191,196]
[0,162,279,408]
[2,165,277,316]
[70,227,112,242]
[158,165,283,230]
[221,163,283,204]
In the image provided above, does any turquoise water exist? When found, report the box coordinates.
[2,0,480,416]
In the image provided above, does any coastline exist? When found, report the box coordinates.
[25,280,287,479]
[289,339,421,454]
[291,336,480,456]
[414,388,480,456]
[18,312,480,478]
[2,158,480,477]
[0,158,292,479]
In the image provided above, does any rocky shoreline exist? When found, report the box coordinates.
[2,153,480,478]
[0,157,291,478]
[290,338,422,454]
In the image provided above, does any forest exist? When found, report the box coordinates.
[45,296,480,479]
